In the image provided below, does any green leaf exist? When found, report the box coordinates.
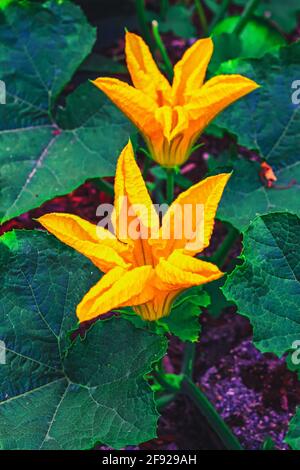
[216,43,300,171]
[0,0,13,9]
[159,5,196,39]
[119,287,210,342]
[262,436,276,450]
[217,159,300,230]
[223,212,300,358]
[212,16,285,66]
[0,230,167,449]
[286,408,300,450]
[209,32,243,74]
[0,1,133,222]
[204,276,234,318]
[158,288,211,342]
[214,44,300,229]
[233,0,300,33]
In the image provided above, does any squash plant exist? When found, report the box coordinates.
[0,0,299,450]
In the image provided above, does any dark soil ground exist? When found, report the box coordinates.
[154,312,300,450]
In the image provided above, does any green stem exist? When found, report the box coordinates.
[182,376,243,450]
[181,341,196,378]
[93,178,114,197]
[194,0,208,35]
[152,20,174,81]
[166,167,175,204]
[211,224,240,269]
[209,0,231,32]
[160,0,169,19]
[135,0,156,52]
[233,0,260,36]
[156,393,177,411]
[152,369,177,393]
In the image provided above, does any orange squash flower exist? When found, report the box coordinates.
[92,32,259,168]
[38,141,230,322]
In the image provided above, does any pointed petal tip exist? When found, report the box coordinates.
[37,212,57,227]
[91,77,106,92]
[125,30,139,41]
[209,172,232,186]
[118,139,135,165]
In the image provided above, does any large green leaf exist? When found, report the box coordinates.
[217,159,300,230]
[216,44,300,170]
[214,44,300,229]
[0,230,167,449]
[223,212,300,358]
[0,1,133,222]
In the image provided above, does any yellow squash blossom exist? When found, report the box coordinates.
[92,32,259,168]
[38,141,230,322]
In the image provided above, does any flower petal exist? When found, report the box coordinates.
[125,31,172,104]
[77,265,155,322]
[187,74,260,123]
[38,213,130,272]
[172,37,213,104]
[155,249,223,290]
[92,77,160,137]
[113,141,159,242]
[156,173,231,256]
[154,105,189,141]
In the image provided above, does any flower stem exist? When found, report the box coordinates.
[233,0,260,36]
[211,224,240,269]
[135,0,156,53]
[194,0,208,35]
[152,20,174,81]
[166,167,175,204]
[181,341,196,378]
[182,376,243,450]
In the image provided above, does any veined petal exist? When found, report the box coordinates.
[172,37,213,104]
[170,106,190,140]
[157,173,231,257]
[134,289,180,321]
[77,265,155,322]
[38,213,130,273]
[113,141,159,242]
[168,249,222,277]
[92,77,160,137]
[155,106,173,140]
[187,74,259,123]
[125,31,172,104]
[155,250,223,290]
[154,105,190,142]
